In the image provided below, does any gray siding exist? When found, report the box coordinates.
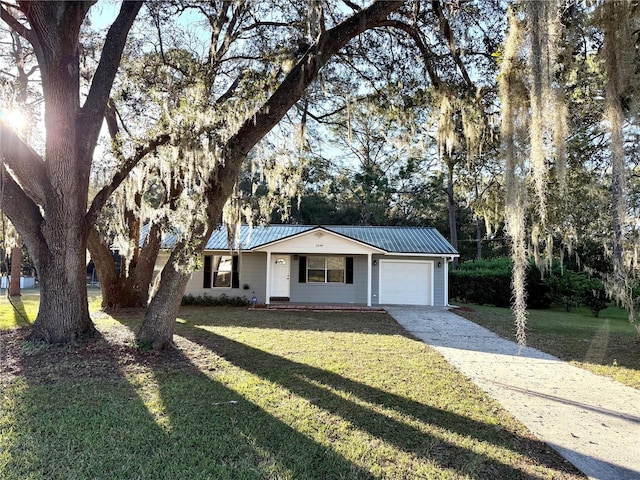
[184,252,267,301]
[290,255,368,304]
[434,259,445,305]
[179,251,449,306]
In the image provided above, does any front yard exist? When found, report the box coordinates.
[0,298,583,479]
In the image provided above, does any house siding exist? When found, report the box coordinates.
[184,252,267,301]
[179,252,449,305]
[290,255,368,304]
[172,249,450,306]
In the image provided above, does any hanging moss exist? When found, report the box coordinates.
[597,0,640,334]
[499,6,529,345]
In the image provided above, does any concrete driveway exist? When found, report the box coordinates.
[384,306,640,480]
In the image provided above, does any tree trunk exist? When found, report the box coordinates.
[136,249,192,350]
[88,223,161,309]
[475,216,483,260]
[28,235,93,343]
[8,244,21,296]
[0,2,142,344]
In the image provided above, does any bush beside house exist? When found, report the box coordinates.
[449,257,608,314]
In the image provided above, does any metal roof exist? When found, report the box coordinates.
[205,225,313,250]
[158,224,458,255]
[324,226,458,254]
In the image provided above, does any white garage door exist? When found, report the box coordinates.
[379,260,433,305]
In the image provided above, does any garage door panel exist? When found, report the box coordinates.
[379,260,432,305]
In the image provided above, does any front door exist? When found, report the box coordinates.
[270,255,290,300]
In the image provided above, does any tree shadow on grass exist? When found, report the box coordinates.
[9,296,31,327]
[104,311,376,479]
[5,328,175,479]
[0,294,33,328]
[3,321,372,480]
[178,306,414,337]
[173,321,584,480]
[147,349,376,480]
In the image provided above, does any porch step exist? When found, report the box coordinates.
[251,304,386,313]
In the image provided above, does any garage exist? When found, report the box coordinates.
[379,260,433,305]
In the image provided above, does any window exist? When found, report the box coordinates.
[203,255,239,288]
[307,256,345,283]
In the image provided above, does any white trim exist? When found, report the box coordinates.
[265,251,272,305]
[382,252,459,258]
[443,257,449,306]
[367,253,372,306]
[254,227,385,254]
[378,259,434,306]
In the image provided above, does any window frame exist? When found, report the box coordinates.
[203,254,239,289]
[306,256,346,284]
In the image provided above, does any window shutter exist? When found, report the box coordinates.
[232,255,240,288]
[346,257,354,284]
[298,256,307,283]
[203,255,212,288]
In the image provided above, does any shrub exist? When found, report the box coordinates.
[449,257,550,308]
[450,257,609,314]
[449,258,515,308]
[181,293,252,307]
[544,263,608,314]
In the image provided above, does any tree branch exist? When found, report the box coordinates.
[431,0,473,89]
[377,19,442,89]
[228,1,405,158]
[0,166,44,256]
[0,2,33,43]
[215,73,245,105]
[79,1,143,158]
[85,132,171,227]
[0,121,51,207]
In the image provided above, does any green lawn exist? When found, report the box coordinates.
[0,302,583,479]
[454,304,640,390]
[0,288,102,329]
[0,291,38,329]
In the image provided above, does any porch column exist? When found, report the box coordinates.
[265,251,272,305]
[443,257,449,306]
[367,252,372,307]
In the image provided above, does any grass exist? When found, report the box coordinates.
[0,288,103,328]
[0,291,38,328]
[0,303,584,479]
[454,304,640,390]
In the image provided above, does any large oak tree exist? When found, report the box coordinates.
[0,1,405,347]
[1,1,143,342]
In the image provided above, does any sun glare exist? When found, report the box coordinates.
[0,109,27,131]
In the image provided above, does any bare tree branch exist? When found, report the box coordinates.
[431,0,473,89]
[80,1,143,158]
[85,131,171,227]
[377,19,442,89]
[0,2,33,43]
[215,73,245,105]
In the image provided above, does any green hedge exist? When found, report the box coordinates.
[181,293,252,307]
[449,258,550,308]
[450,257,609,313]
